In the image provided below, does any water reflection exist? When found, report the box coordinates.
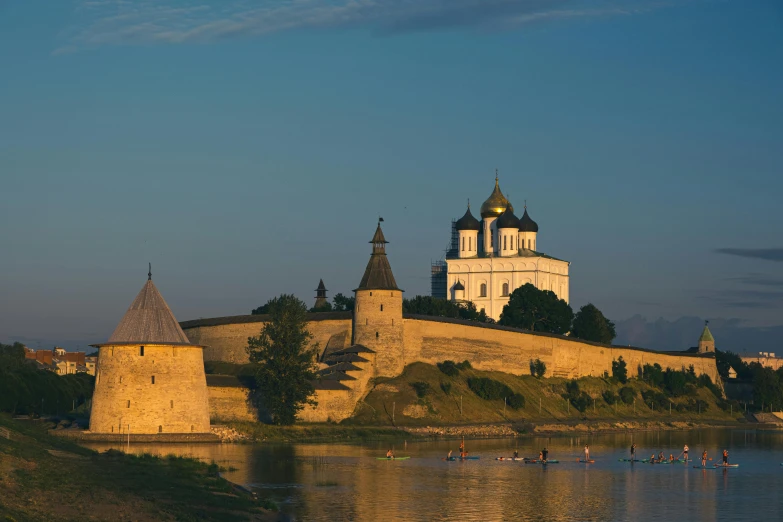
[83,429,783,521]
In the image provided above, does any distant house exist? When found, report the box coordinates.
[24,348,94,376]
[728,366,737,379]
[741,352,783,371]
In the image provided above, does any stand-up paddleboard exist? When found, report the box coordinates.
[445,456,480,461]
[525,460,559,464]
[713,463,739,468]
[495,457,525,461]
[376,457,410,460]
[618,458,641,462]
[578,459,595,463]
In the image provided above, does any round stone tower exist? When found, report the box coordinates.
[352,222,404,378]
[89,269,211,435]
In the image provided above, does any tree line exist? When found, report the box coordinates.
[0,342,94,416]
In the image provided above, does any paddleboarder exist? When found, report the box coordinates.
[538,451,544,461]
[683,444,689,462]
[669,454,675,462]
[386,449,395,459]
[542,448,549,463]
[447,450,452,459]
[701,450,708,468]
[658,451,665,463]
[459,438,468,458]
[584,445,590,461]
[722,449,729,466]
[513,450,519,459]
[631,443,637,460]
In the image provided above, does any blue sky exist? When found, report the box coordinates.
[1,0,781,352]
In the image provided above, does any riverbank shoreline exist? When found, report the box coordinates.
[216,417,762,444]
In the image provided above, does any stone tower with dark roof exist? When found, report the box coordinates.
[698,321,715,353]
[89,271,211,436]
[352,222,405,377]
[314,279,328,309]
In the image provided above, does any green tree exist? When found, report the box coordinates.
[530,358,546,379]
[752,365,783,412]
[246,295,319,425]
[571,303,616,344]
[498,284,573,334]
[332,293,355,312]
[403,295,489,322]
[612,357,628,384]
[310,301,333,313]
[715,349,752,380]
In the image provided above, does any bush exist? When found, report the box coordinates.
[697,374,722,399]
[619,386,636,405]
[440,382,452,395]
[602,390,617,405]
[642,363,665,388]
[570,391,592,413]
[456,360,472,370]
[565,380,580,398]
[531,359,546,379]
[612,357,628,384]
[437,361,460,377]
[467,377,513,401]
[507,393,526,410]
[410,381,430,398]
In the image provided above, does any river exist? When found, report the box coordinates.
[83,429,783,521]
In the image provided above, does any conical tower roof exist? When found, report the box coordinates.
[356,223,400,291]
[107,275,191,345]
[699,324,714,343]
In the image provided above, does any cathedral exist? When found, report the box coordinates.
[433,175,570,321]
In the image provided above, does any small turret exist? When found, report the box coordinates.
[518,204,539,251]
[314,279,328,309]
[453,279,465,301]
[497,205,520,257]
[698,321,715,353]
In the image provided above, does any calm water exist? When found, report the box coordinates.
[84,430,783,521]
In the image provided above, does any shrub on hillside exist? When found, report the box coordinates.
[602,390,617,405]
[456,360,472,370]
[612,357,628,384]
[619,386,636,405]
[440,382,452,395]
[570,392,592,413]
[467,377,513,401]
[437,361,460,377]
[410,381,430,398]
[507,393,526,410]
[530,359,546,379]
[698,374,722,399]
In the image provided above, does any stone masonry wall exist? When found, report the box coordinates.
[402,316,719,382]
[208,386,258,422]
[90,344,211,434]
[182,314,352,364]
[352,290,404,377]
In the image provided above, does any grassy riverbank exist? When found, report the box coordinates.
[346,363,741,428]
[222,421,415,443]
[0,414,275,522]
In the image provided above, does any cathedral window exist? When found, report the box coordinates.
[461,237,464,251]
[503,236,507,250]
[469,237,472,250]
[528,239,531,250]
[480,283,487,297]
[140,346,145,356]
[502,283,509,297]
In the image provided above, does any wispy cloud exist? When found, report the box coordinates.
[57,0,676,54]
[715,248,783,262]
[699,288,783,310]
[726,273,783,287]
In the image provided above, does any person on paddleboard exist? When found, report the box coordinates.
[701,450,707,467]
[447,450,452,459]
[722,449,728,465]
[386,449,394,459]
[658,452,664,462]
[513,450,519,459]
[631,443,637,459]
[584,445,590,461]
[669,454,675,462]
[683,444,689,461]
[542,448,549,463]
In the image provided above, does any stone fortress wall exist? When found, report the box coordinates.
[90,344,211,434]
[183,312,719,423]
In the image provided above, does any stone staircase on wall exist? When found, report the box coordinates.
[752,412,783,425]
[316,345,375,398]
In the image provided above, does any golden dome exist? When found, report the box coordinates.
[480,176,513,218]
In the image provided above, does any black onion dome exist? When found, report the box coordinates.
[496,206,520,229]
[518,208,539,232]
[455,206,480,231]
[454,280,465,291]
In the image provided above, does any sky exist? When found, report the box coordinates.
[1,0,781,353]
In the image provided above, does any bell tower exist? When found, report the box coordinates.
[352,220,405,377]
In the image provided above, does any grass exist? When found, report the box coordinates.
[0,414,276,522]
[343,362,741,427]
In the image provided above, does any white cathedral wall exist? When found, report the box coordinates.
[446,256,569,321]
